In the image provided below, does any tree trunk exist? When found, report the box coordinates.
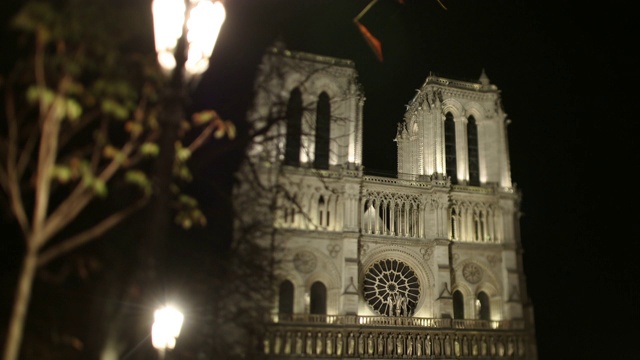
[3,246,38,360]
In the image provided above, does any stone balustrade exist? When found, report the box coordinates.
[264,314,530,358]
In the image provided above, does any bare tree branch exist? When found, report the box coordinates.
[37,197,148,267]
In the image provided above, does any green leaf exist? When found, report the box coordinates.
[102,145,119,159]
[178,194,198,207]
[11,2,57,38]
[174,195,207,229]
[26,86,55,107]
[125,121,143,136]
[93,178,108,197]
[66,81,84,95]
[226,121,236,139]
[65,98,82,121]
[125,170,152,196]
[214,126,226,139]
[192,110,217,125]
[176,147,191,162]
[175,165,192,182]
[140,142,159,157]
[101,98,129,120]
[51,165,72,183]
[26,86,39,103]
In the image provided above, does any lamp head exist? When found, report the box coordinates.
[151,305,184,350]
[152,0,226,78]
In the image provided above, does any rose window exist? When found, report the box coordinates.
[363,259,420,316]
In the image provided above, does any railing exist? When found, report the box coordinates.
[269,314,524,330]
[363,175,439,188]
[263,315,533,359]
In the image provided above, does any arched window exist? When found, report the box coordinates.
[310,281,327,315]
[477,292,491,320]
[318,196,328,227]
[450,208,458,240]
[444,112,457,184]
[284,88,302,166]
[278,280,294,315]
[473,212,481,241]
[473,210,485,241]
[314,92,330,169]
[467,116,480,186]
[284,206,296,224]
[453,290,464,319]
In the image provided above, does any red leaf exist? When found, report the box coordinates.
[355,21,383,62]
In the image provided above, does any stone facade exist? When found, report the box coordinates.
[233,43,537,359]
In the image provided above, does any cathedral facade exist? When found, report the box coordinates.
[233,43,537,359]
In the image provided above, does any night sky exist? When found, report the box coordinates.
[1,0,637,359]
[195,1,637,359]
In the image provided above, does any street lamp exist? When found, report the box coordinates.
[147,1,225,357]
[149,0,226,222]
[150,0,226,200]
[151,305,184,359]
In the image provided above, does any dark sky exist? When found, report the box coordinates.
[196,1,637,359]
[1,0,636,359]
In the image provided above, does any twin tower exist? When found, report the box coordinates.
[233,42,538,359]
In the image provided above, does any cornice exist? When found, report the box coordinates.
[266,45,356,69]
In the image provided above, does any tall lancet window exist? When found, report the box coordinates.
[310,281,327,315]
[279,280,294,315]
[318,196,329,227]
[453,290,464,319]
[477,291,491,320]
[467,116,480,186]
[314,92,330,169]
[284,88,302,166]
[450,208,458,240]
[444,112,457,184]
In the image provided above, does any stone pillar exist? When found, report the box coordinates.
[434,239,453,317]
[341,234,359,314]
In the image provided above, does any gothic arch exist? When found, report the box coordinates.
[279,188,300,226]
[284,87,303,166]
[476,282,501,320]
[292,246,342,314]
[467,115,480,186]
[308,75,342,101]
[444,111,458,184]
[278,279,295,315]
[463,103,483,187]
[411,120,419,135]
[463,102,484,123]
[272,268,305,315]
[283,72,308,97]
[476,291,491,320]
[314,91,330,169]
[452,282,474,302]
[441,99,464,117]
[456,259,502,298]
[476,282,500,299]
[308,192,321,228]
[274,267,305,289]
[310,281,327,315]
[452,282,476,320]
[304,261,340,292]
[453,290,465,319]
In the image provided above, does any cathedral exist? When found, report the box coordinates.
[233,42,537,359]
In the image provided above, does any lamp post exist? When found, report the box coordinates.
[146,0,225,357]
